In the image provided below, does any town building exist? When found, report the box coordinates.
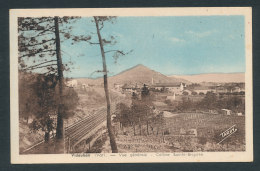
[121,84,140,94]
[152,82,186,94]
[166,94,176,101]
[193,86,215,94]
[82,84,89,90]
[66,79,78,88]
[231,86,241,93]
[215,86,228,93]
[114,83,123,91]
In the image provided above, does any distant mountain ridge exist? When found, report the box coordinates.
[170,73,245,83]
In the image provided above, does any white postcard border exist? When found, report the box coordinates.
[10,7,253,163]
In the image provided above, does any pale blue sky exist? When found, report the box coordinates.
[59,16,245,78]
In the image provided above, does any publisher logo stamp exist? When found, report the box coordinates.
[218,125,238,144]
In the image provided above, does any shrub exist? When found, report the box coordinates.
[164,130,170,135]
[198,137,207,145]
[239,91,245,95]
[191,91,197,95]
[183,91,189,95]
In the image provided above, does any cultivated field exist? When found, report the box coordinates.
[164,113,245,151]
[102,113,245,153]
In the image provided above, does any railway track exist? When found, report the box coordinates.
[65,103,117,150]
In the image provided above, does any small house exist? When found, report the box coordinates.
[166,93,176,101]
[179,128,197,137]
[180,128,186,135]
[187,129,197,137]
[221,109,232,115]
[237,112,243,116]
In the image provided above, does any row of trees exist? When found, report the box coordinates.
[114,85,165,136]
[182,91,245,96]
[18,16,130,152]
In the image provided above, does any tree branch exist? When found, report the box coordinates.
[35,28,55,37]
[19,49,56,58]
[99,22,104,30]
[19,17,54,25]
[23,64,57,71]
[36,32,55,37]
[23,60,57,70]
[104,50,126,55]
[89,69,110,77]
[20,26,54,33]
[20,39,55,47]
[43,69,58,75]
[88,41,100,45]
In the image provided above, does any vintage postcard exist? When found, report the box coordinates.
[10,7,253,163]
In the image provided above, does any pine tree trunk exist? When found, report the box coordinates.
[94,17,118,153]
[45,131,50,142]
[139,117,142,135]
[151,126,154,135]
[54,16,64,140]
[146,121,149,135]
[133,123,136,136]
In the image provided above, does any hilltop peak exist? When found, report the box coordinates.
[130,64,153,71]
[133,64,147,68]
[116,64,150,75]
[136,64,145,67]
